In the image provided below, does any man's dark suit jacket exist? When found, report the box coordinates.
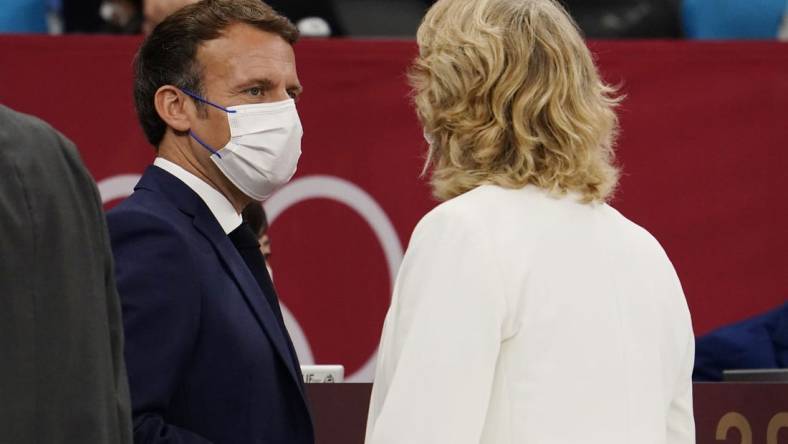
[0,105,133,443]
[107,165,313,444]
[694,302,788,381]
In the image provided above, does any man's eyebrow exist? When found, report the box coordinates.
[236,78,275,90]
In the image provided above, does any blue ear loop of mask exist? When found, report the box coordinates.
[179,88,237,159]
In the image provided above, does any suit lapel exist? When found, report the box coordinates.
[258,267,306,391]
[137,166,305,394]
[191,215,304,389]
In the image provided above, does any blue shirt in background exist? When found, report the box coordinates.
[683,0,788,39]
[0,0,47,33]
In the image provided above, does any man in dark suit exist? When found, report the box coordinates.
[107,1,313,442]
[694,302,788,381]
[0,105,133,443]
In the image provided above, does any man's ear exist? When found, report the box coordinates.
[154,85,191,132]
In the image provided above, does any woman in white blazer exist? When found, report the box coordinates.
[365,0,696,443]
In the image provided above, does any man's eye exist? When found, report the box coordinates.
[248,87,262,96]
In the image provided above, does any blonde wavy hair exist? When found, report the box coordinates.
[411,0,621,203]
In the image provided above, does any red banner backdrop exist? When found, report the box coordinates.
[1,37,786,380]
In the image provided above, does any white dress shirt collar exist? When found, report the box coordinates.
[153,157,243,234]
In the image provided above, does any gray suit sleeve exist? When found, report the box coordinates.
[0,105,133,444]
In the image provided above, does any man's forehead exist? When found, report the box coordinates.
[198,24,293,58]
[196,24,296,81]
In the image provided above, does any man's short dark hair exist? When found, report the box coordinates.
[133,0,298,147]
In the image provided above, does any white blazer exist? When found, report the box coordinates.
[366,185,695,444]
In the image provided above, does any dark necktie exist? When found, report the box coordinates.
[227,222,293,354]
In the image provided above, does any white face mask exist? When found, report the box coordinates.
[184,89,303,201]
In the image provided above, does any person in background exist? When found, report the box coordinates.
[41,0,141,34]
[262,0,344,36]
[682,0,788,39]
[0,0,47,32]
[140,0,435,37]
[242,203,273,276]
[562,0,682,38]
[98,0,143,34]
[141,0,194,34]
[694,302,788,381]
[141,0,340,36]
[0,104,133,443]
[781,5,788,39]
[106,1,313,442]
[240,202,316,371]
[365,0,695,443]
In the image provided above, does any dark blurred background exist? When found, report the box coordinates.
[2,0,787,40]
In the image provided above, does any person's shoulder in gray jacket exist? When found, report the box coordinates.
[0,104,132,444]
